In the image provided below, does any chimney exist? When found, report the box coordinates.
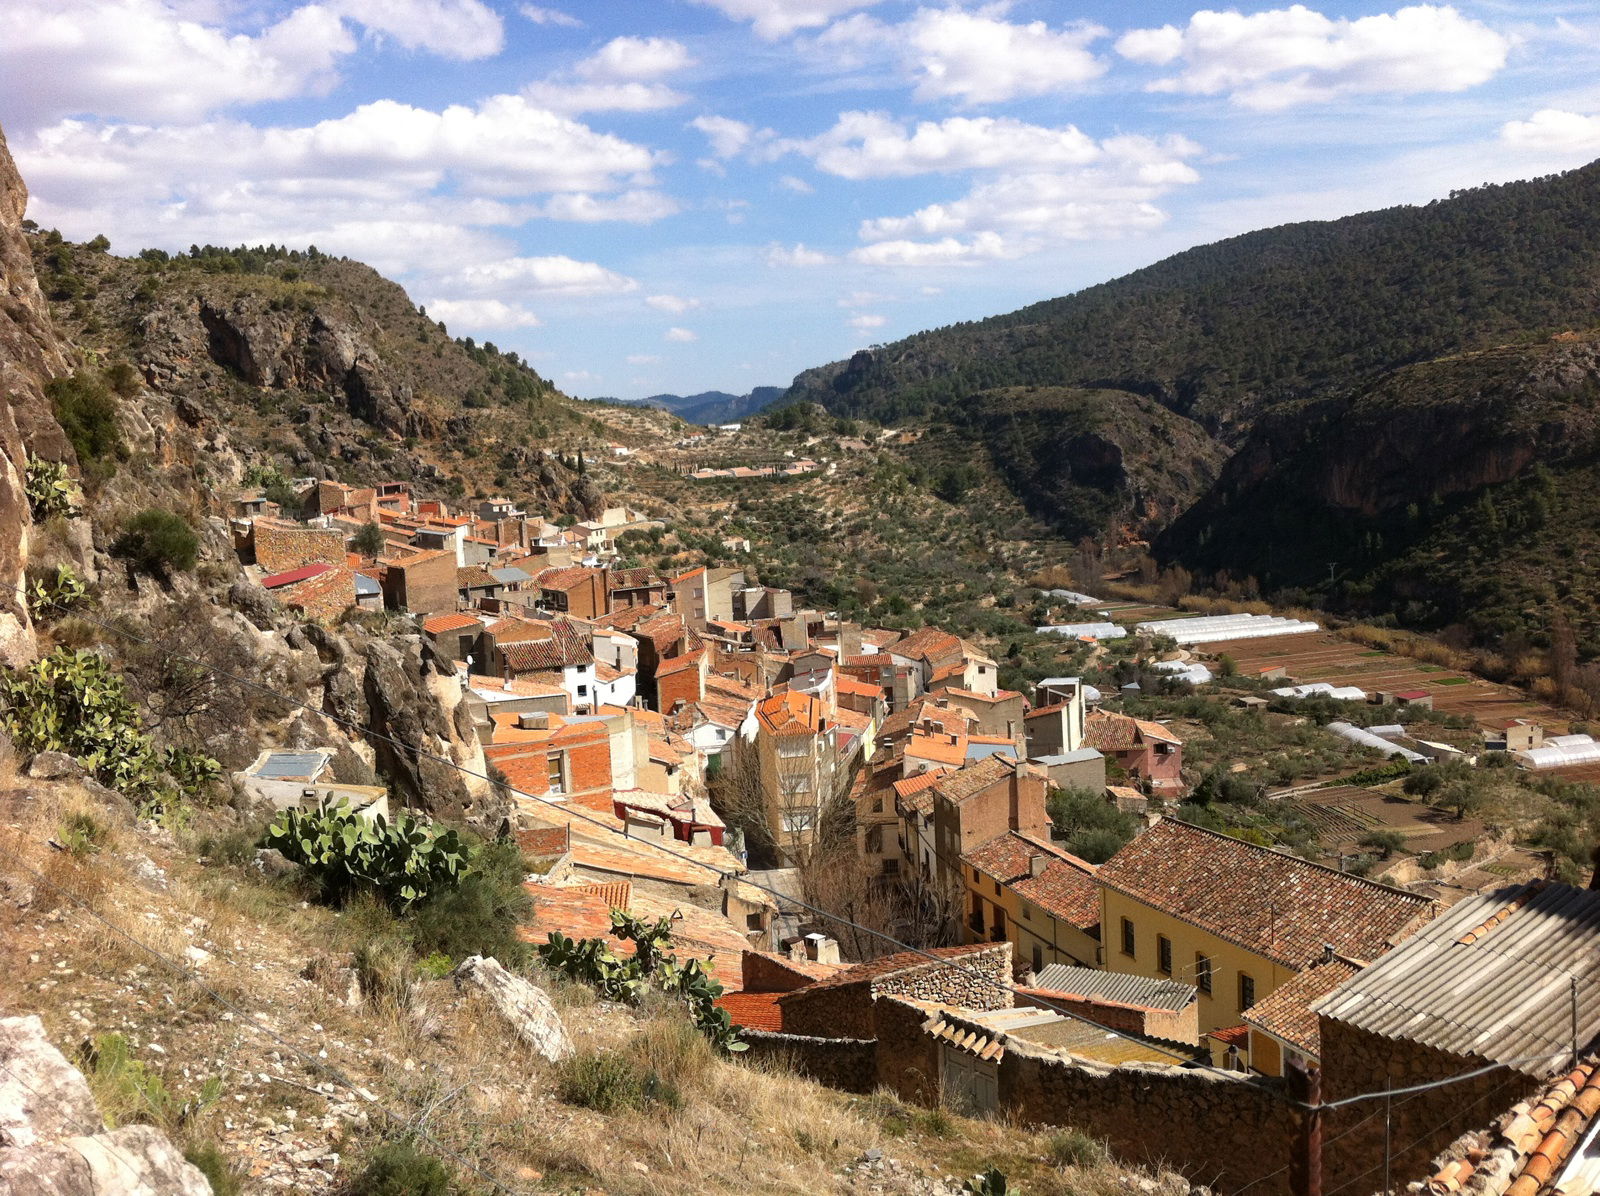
[1029,854,1047,879]
[1322,942,1336,964]
[805,933,840,965]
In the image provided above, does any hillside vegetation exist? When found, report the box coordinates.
[785,160,1600,436]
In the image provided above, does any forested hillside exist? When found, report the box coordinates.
[785,160,1600,436]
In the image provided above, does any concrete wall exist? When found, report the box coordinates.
[739,1030,876,1093]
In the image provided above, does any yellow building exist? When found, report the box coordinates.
[1093,819,1434,1061]
[961,831,1101,974]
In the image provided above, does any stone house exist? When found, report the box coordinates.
[1095,817,1435,1037]
[605,566,667,611]
[535,565,607,619]
[670,565,746,631]
[927,755,1050,894]
[247,519,348,574]
[940,688,1026,750]
[379,548,458,615]
[960,831,1100,972]
[421,611,485,663]
[777,942,1012,1039]
[497,622,598,714]
[1024,693,1087,759]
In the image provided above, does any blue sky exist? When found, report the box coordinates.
[3,1,1599,400]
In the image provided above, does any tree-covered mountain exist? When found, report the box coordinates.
[631,386,785,425]
[784,159,1600,437]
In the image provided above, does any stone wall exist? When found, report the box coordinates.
[1318,1017,1535,1195]
[254,522,347,573]
[740,1030,876,1093]
[876,943,1011,1011]
[782,983,876,1040]
[873,996,941,1105]
[1002,1036,1297,1193]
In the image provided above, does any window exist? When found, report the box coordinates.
[1239,972,1256,1011]
[882,858,900,877]
[865,826,883,853]
[1120,917,1135,957]
[993,879,1001,896]
[1022,905,1031,921]
[781,810,815,833]
[1032,945,1043,973]
[1157,935,1172,976]
[746,912,764,930]
[1195,954,1213,995]
[547,754,563,792]
[871,796,884,814]
[577,684,588,696]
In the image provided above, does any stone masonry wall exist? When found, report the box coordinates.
[875,943,1011,1012]
[254,522,347,573]
[782,984,876,1040]
[740,1030,876,1093]
[872,996,941,1105]
[1318,1017,1535,1195]
[1002,1038,1297,1194]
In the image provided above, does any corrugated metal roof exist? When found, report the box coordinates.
[1033,748,1104,765]
[1032,965,1197,1013]
[1312,882,1600,1075]
[253,750,331,780]
[491,566,532,584]
[354,573,380,596]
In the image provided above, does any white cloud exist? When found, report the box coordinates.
[920,285,942,295]
[0,0,354,128]
[690,114,773,159]
[564,369,600,384]
[778,174,815,193]
[838,290,890,307]
[646,294,701,313]
[849,313,887,329]
[665,327,699,342]
[850,232,1011,267]
[1116,4,1510,110]
[626,353,662,364]
[424,298,542,328]
[693,0,882,40]
[790,111,1106,180]
[847,131,1203,265]
[446,255,639,296]
[538,190,679,222]
[519,3,582,27]
[577,36,692,80]
[331,0,503,60]
[817,9,1106,105]
[523,35,692,113]
[1500,109,1600,154]
[764,242,836,266]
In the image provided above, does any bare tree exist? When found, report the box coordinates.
[797,847,962,960]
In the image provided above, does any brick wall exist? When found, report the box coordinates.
[254,522,347,573]
[739,1030,877,1093]
[561,729,613,813]
[656,660,705,714]
[946,774,1050,857]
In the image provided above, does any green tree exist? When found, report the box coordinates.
[352,521,386,558]
[1046,786,1139,863]
[112,509,199,577]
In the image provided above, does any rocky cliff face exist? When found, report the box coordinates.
[0,126,74,667]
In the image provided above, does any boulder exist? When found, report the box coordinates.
[453,956,572,1062]
[27,751,84,781]
[0,1016,210,1195]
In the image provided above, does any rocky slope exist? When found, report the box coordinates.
[1158,331,1600,647]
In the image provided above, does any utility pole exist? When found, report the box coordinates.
[1288,1059,1324,1196]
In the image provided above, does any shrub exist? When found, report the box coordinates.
[1359,829,1408,859]
[58,811,107,858]
[408,838,532,966]
[47,372,123,475]
[27,565,88,619]
[352,521,386,558]
[113,509,199,577]
[263,800,468,912]
[1047,1129,1107,1168]
[1047,786,1139,863]
[184,1144,245,1196]
[340,1140,453,1196]
[556,1048,680,1113]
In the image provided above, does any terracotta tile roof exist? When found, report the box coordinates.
[422,612,482,634]
[1083,710,1137,751]
[671,565,706,583]
[906,731,967,767]
[964,832,1101,930]
[593,604,663,631]
[756,690,829,736]
[715,991,784,1032]
[656,649,705,677]
[1026,701,1071,719]
[932,755,1020,804]
[536,565,601,592]
[569,880,633,909]
[779,943,999,998]
[892,768,951,799]
[1242,957,1359,1058]
[637,610,691,653]
[1208,1024,1249,1047]
[500,621,593,672]
[889,626,964,666]
[458,565,499,589]
[1096,818,1435,969]
[467,673,568,700]
[594,661,630,684]
[836,675,885,700]
[944,687,1019,704]
[607,567,662,591]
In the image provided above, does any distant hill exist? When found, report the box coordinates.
[784,159,1600,438]
[641,386,785,426]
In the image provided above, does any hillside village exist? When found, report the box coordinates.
[207,455,1600,1194]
